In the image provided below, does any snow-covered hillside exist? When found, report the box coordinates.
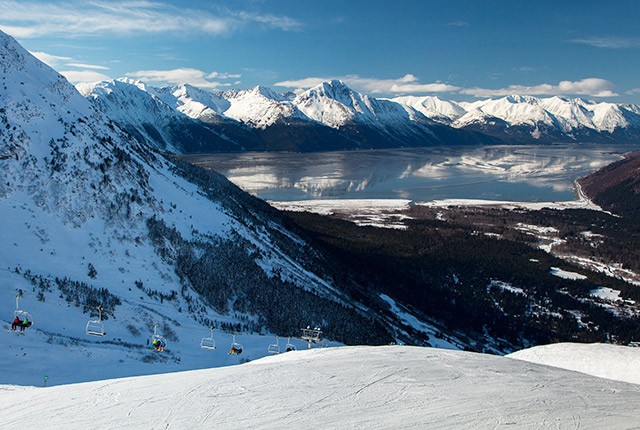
[508,342,640,385]
[0,29,413,384]
[2,345,639,429]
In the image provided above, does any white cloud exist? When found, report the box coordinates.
[125,68,240,89]
[275,75,619,99]
[29,51,72,67]
[626,88,640,95]
[232,11,303,32]
[0,0,302,38]
[460,78,618,98]
[207,71,242,80]
[66,63,110,70]
[570,36,640,49]
[30,50,110,72]
[274,77,328,88]
[275,74,460,95]
[346,74,460,94]
[60,70,112,84]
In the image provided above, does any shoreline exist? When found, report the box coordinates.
[268,184,605,214]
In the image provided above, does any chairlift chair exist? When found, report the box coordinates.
[149,323,167,351]
[200,326,216,350]
[12,293,33,330]
[229,333,243,355]
[86,305,106,336]
[267,336,280,354]
[285,337,296,352]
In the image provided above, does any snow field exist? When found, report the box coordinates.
[1,345,639,429]
[508,342,640,386]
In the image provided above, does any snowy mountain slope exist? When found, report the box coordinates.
[0,29,409,383]
[508,343,640,385]
[77,79,244,153]
[293,80,414,129]
[391,95,466,123]
[151,83,231,122]
[2,346,639,429]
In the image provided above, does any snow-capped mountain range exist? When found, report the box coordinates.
[79,78,496,153]
[79,78,640,154]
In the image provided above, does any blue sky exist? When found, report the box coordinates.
[2,0,639,102]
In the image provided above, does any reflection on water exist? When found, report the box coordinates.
[182,144,640,202]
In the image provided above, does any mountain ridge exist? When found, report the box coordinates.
[79,77,640,153]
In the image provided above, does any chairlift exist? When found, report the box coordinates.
[285,337,296,352]
[200,326,216,350]
[11,293,33,331]
[85,305,106,337]
[229,333,243,355]
[149,323,167,351]
[267,336,280,354]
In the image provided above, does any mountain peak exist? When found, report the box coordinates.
[116,77,148,92]
[248,84,284,100]
[318,79,353,95]
[503,94,540,105]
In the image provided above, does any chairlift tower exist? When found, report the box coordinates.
[301,326,322,349]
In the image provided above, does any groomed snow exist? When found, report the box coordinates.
[508,342,640,385]
[1,345,639,429]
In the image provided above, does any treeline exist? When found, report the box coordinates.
[18,268,120,319]
[146,216,392,345]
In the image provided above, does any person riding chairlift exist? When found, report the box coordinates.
[11,316,21,331]
[152,338,166,351]
[21,317,31,331]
